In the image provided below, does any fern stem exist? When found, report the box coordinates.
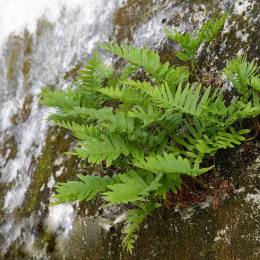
[159,122,176,140]
[212,42,215,60]
[213,155,217,186]
[193,177,223,193]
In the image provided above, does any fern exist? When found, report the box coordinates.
[123,197,161,254]
[103,170,162,206]
[125,80,211,118]
[70,133,144,166]
[165,12,229,62]
[223,55,260,102]
[38,11,260,255]
[49,174,115,206]
[73,48,113,108]
[134,152,214,178]
[98,43,177,84]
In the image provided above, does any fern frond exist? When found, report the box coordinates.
[133,152,214,179]
[165,12,229,61]
[98,43,173,84]
[73,49,113,108]
[98,84,150,109]
[202,12,229,42]
[223,55,260,101]
[38,87,81,111]
[128,81,211,117]
[102,170,162,206]
[164,66,190,88]
[195,128,250,156]
[71,133,143,166]
[72,106,145,137]
[54,120,103,141]
[128,103,166,128]
[49,174,115,206]
[201,90,258,127]
[122,197,161,254]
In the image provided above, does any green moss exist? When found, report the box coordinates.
[64,63,83,80]
[112,0,166,43]
[15,126,77,218]
[6,48,19,82]
[1,136,18,165]
[11,95,33,124]
[36,18,54,43]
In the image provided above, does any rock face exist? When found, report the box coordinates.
[0,0,259,259]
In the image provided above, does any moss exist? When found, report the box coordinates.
[11,95,33,124]
[1,136,18,166]
[6,48,19,82]
[36,18,54,43]
[15,126,77,218]
[64,63,83,80]
[112,0,166,43]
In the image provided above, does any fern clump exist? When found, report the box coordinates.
[38,11,260,254]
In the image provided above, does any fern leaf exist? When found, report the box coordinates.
[165,12,229,61]
[122,197,161,254]
[223,55,260,101]
[49,174,115,206]
[54,120,102,141]
[128,103,166,128]
[38,87,81,112]
[102,170,162,206]
[72,133,143,166]
[130,81,211,117]
[73,49,113,108]
[202,12,229,42]
[133,152,214,179]
[98,42,173,84]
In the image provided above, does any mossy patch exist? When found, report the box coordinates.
[35,18,54,43]
[11,95,33,125]
[64,63,83,80]
[15,126,77,218]
[1,136,18,167]
[112,0,166,43]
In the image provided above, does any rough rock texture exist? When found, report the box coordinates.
[0,0,259,259]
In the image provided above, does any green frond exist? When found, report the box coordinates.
[164,66,190,88]
[102,170,162,206]
[38,87,81,111]
[122,197,161,254]
[133,82,211,117]
[54,120,103,141]
[165,12,229,61]
[165,28,202,60]
[98,42,173,84]
[223,55,260,101]
[128,103,166,128]
[73,49,113,108]
[195,128,250,156]
[202,90,258,127]
[71,133,144,166]
[71,106,145,137]
[49,174,115,206]
[133,152,214,179]
[202,12,229,42]
[98,84,150,109]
